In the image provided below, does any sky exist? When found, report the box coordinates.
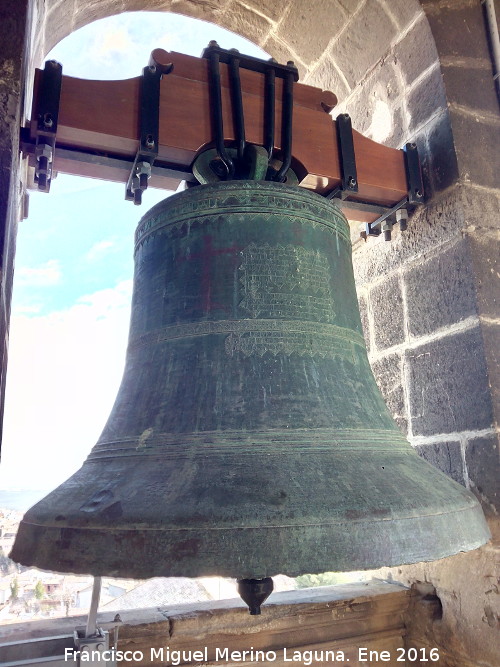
[0,12,266,492]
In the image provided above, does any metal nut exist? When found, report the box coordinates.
[381,220,393,242]
[35,144,53,162]
[136,161,152,177]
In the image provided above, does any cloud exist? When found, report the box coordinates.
[85,239,116,262]
[12,304,43,315]
[0,280,133,491]
[15,260,62,287]
[93,26,135,60]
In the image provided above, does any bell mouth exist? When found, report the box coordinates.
[11,434,490,579]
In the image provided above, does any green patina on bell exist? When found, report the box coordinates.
[11,181,490,579]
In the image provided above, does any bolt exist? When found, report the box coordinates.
[415,189,423,198]
[134,188,142,206]
[409,142,417,149]
[381,220,393,242]
[396,208,408,232]
[38,156,49,175]
[149,65,157,74]
[268,57,277,63]
[342,113,350,120]
[96,643,105,651]
[145,135,155,150]
[348,176,357,188]
[208,40,219,47]
[43,113,53,128]
[287,60,295,67]
[38,172,47,191]
[229,48,240,54]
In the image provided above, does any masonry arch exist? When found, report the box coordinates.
[1,2,499,665]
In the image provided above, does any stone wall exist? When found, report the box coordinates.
[0,0,498,665]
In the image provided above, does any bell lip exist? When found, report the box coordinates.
[11,500,491,580]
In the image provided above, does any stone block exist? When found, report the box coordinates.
[332,0,396,88]
[393,16,439,86]
[73,0,126,32]
[0,1,31,67]
[406,326,493,437]
[170,0,218,19]
[407,65,447,133]
[237,0,290,23]
[423,1,492,62]
[45,0,76,53]
[126,0,175,8]
[336,0,362,17]
[305,57,350,104]
[343,60,404,142]
[276,1,347,66]
[371,353,408,434]
[465,432,500,513]
[380,0,422,30]
[384,104,405,149]
[426,110,459,195]
[442,64,499,116]
[405,238,477,338]
[479,322,500,427]
[352,185,467,287]
[370,273,405,351]
[261,35,306,78]
[220,1,273,46]
[450,110,500,191]
[460,185,500,232]
[414,441,465,485]
[467,230,500,319]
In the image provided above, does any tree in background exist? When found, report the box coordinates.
[0,546,16,575]
[295,572,368,589]
[10,577,19,599]
[34,580,45,600]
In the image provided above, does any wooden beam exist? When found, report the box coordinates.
[27,51,411,222]
[0,581,411,667]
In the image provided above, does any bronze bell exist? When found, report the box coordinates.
[11,181,490,585]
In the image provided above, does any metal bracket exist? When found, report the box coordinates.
[334,113,358,198]
[33,60,62,192]
[403,142,424,205]
[126,59,173,205]
[328,137,424,242]
[359,197,407,241]
[201,42,298,183]
[360,143,424,240]
[202,42,299,81]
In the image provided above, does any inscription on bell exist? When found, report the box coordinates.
[239,243,334,322]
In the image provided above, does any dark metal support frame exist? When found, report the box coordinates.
[125,60,173,205]
[24,49,424,234]
[33,60,62,193]
[202,42,298,183]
